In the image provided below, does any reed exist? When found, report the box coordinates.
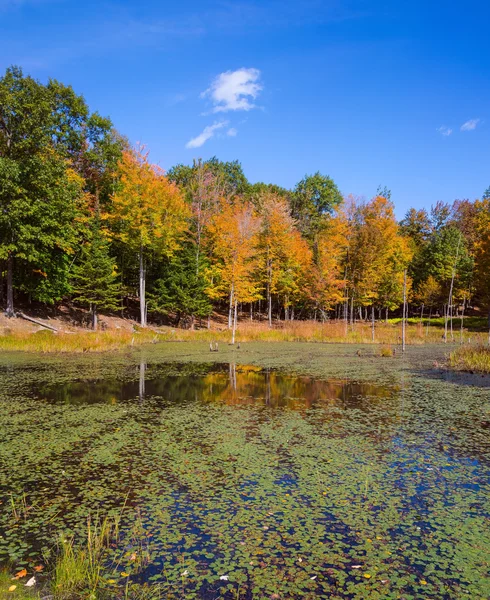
[51,515,115,598]
[448,344,490,373]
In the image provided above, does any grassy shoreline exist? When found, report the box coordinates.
[0,319,488,354]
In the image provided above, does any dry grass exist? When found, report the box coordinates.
[158,319,485,346]
[0,319,487,353]
[0,329,160,353]
[378,345,395,357]
[448,344,490,373]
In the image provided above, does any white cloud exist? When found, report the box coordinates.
[460,118,480,131]
[185,121,228,149]
[227,127,238,137]
[437,125,452,137]
[201,68,262,113]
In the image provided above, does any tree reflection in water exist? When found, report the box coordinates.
[35,362,394,410]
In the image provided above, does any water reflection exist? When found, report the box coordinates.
[34,362,393,408]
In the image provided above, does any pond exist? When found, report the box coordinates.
[0,343,489,599]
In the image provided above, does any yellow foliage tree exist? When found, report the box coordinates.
[110,147,189,326]
[206,198,261,341]
[257,192,312,324]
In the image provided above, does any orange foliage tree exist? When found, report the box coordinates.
[109,147,189,326]
[312,205,349,318]
[257,192,312,324]
[346,196,412,320]
[206,198,261,341]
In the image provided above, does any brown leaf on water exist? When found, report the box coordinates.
[33,565,44,572]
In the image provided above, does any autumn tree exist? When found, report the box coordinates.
[110,147,189,326]
[347,196,411,320]
[313,206,349,317]
[255,193,312,324]
[206,199,260,341]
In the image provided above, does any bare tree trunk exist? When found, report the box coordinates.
[268,284,272,328]
[443,303,448,343]
[371,305,375,342]
[139,359,146,403]
[228,284,234,329]
[402,269,407,353]
[460,296,465,344]
[92,303,98,331]
[447,233,461,343]
[344,295,348,336]
[420,303,424,324]
[139,246,146,327]
[6,252,14,318]
[385,307,388,323]
[231,299,237,344]
[0,260,3,308]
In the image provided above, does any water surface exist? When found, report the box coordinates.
[0,344,488,599]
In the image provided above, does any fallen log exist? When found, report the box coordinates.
[16,312,59,332]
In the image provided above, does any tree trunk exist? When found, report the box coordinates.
[443,303,448,343]
[228,284,234,329]
[0,260,3,308]
[231,299,237,344]
[268,285,272,328]
[6,252,14,318]
[139,247,146,327]
[139,360,146,403]
[402,269,407,352]
[460,297,465,344]
[426,307,432,337]
[371,305,375,342]
[447,234,461,343]
[92,303,98,331]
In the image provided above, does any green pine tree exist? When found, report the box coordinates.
[150,242,212,328]
[73,223,121,330]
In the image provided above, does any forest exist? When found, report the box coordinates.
[1,66,490,334]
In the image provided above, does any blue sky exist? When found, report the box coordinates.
[1,0,489,217]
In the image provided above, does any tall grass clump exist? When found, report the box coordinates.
[448,344,490,373]
[51,516,116,598]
